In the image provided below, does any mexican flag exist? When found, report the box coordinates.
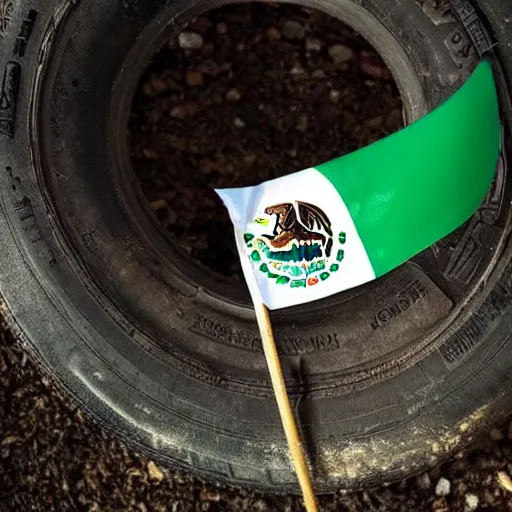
[217,61,501,310]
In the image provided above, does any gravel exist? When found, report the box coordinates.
[435,477,451,497]
[328,43,354,63]
[3,281,512,509]
[464,493,479,511]
[178,31,204,50]
[281,19,306,40]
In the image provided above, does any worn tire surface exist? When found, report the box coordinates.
[0,0,511,494]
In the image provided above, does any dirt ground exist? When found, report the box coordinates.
[2,318,512,511]
[2,3,512,511]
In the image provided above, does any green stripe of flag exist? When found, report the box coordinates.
[316,60,500,277]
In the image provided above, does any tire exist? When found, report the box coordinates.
[0,0,511,494]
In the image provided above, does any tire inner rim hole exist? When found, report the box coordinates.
[128,2,403,284]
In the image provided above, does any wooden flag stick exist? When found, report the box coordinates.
[233,228,318,511]
[253,300,319,512]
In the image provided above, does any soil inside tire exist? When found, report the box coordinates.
[129,2,402,282]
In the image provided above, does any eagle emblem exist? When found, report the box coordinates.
[244,201,346,288]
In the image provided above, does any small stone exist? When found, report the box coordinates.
[497,470,512,492]
[244,154,257,165]
[289,64,306,76]
[252,499,268,511]
[328,44,354,64]
[265,26,281,41]
[170,104,193,119]
[142,77,171,97]
[329,89,341,103]
[365,115,384,130]
[305,37,322,52]
[189,17,211,35]
[1,436,21,446]
[142,148,158,159]
[296,114,308,132]
[281,19,305,41]
[491,428,504,441]
[312,69,326,79]
[361,56,393,79]
[233,117,245,128]
[216,22,228,35]
[236,42,245,52]
[416,472,431,490]
[178,31,204,50]
[185,70,204,87]
[464,494,479,511]
[432,497,449,512]
[150,199,166,212]
[435,477,451,497]
[226,88,241,102]
[147,461,164,482]
[197,60,221,77]
[199,488,221,502]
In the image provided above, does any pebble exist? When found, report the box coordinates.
[435,477,451,497]
[142,148,158,159]
[329,89,341,103]
[497,470,512,492]
[169,104,196,120]
[464,493,479,511]
[147,461,164,482]
[490,428,504,441]
[197,60,221,77]
[416,472,431,490]
[365,115,384,130]
[289,64,306,76]
[233,117,245,128]
[311,69,326,79]
[189,17,211,35]
[281,19,306,40]
[178,31,204,50]
[265,26,282,41]
[142,77,171,97]
[305,37,322,52]
[185,70,204,87]
[328,44,354,64]
[150,199,166,211]
[199,488,221,502]
[432,497,449,512]
[361,56,393,79]
[216,22,228,35]
[296,114,308,132]
[226,88,241,102]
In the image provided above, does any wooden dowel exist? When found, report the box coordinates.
[253,301,319,512]
[235,228,318,511]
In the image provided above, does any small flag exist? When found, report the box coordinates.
[217,61,501,310]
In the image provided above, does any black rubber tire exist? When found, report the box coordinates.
[0,0,511,494]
